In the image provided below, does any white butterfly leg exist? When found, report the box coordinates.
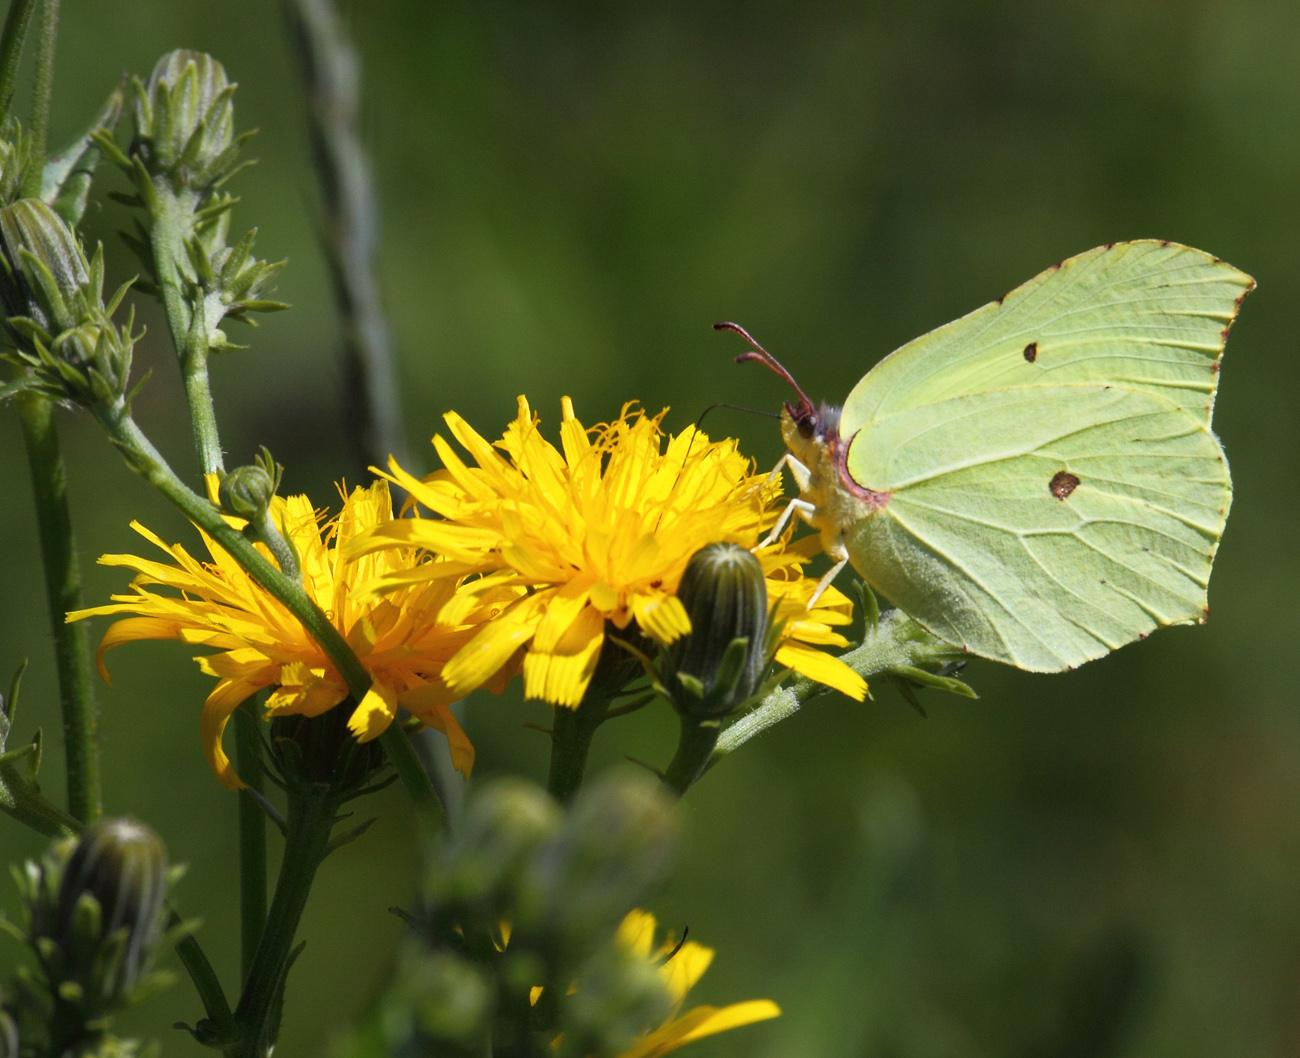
[807,555,849,609]
[758,496,817,549]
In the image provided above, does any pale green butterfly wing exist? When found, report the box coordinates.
[842,385,1230,671]
[841,241,1253,437]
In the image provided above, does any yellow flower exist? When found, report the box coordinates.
[68,479,522,789]
[349,397,866,707]
[610,910,780,1058]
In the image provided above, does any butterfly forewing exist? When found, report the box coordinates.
[843,385,1231,671]
[840,241,1253,436]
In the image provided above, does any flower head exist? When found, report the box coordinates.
[608,910,780,1058]
[350,397,866,707]
[69,480,521,788]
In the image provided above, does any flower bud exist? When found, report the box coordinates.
[268,701,386,794]
[665,542,769,717]
[423,779,562,939]
[218,462,277,519]
[0,199,137,406]
[519,775,677,956]
[131,51,236,189]
[51,818,168,1001]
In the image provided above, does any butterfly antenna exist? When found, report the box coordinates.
[713,322,815,417]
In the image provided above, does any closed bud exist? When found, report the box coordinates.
[268,702,386,794]
[519,775,677,956]
[132,51,237,189]
[423,779,562,939]
[0,199,137,407]
[50,818,168,1002]
[665,542,769,717]
[218,462,277,519]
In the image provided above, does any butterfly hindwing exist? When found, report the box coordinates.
[842,384,1231,671]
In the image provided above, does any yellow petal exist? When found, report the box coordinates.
[631,593,691,646]
[774,643,867,701]
[443,594,546,694]
[522,604,604,706]
[348,680,398,741]
[660,941,714,1003]
[400,683,476,776]
[201,678,261,789]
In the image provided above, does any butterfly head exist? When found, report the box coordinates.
[714,321,841,458]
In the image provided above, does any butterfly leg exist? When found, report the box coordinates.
[807,555,849,609]
[766,452,812,491]
[757,496,817,549]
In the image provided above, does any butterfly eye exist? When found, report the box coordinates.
[797,416,816,439]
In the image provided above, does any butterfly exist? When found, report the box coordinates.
[719,240,1254,672]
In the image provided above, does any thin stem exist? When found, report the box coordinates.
[233,785,339,1057]
[284,0,409,476]
[379,724,443,827]
[0,0,36,120]
[660,715,720,798]
[147,185,225,476]
[16,392,100,823]
[170,914,238,1044]
[546,694,610,803]
[92,404,442,820]
[236,699,267,986]
[18,0,54,199]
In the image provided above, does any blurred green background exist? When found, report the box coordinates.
[2,0,1298,1054]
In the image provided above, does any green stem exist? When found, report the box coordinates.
[170,915,238,1046]
[19,0,54,199]
[16,392,100,823]
[379,724,442,826]
[233,786,339,1057]
[235,699,267,986]
[146,184,225,476]
[0,763,80,836]
[93,404,442,819]
[0,0,36,120]
[546,694,610,803]
[660,715,721,798]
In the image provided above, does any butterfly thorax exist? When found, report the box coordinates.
[779,402,889,566]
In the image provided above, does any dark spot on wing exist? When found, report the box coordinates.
[1023,341,1038,363]
[1049,471,1080,500]
[1211,361,1220,374]
[1159,239,1170,246]
[1103,242,1115,250]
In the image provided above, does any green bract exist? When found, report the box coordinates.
[0,198,138,407]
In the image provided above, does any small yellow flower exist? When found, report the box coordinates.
[611,910,780,1058]
[68,480,522,789]
[349,397,866,707]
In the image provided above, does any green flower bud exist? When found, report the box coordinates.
[131,51,237,189]
[555,941,672,1058]
[424,779,562,939]
[519,776,677,957]
[218,463,277,518]
[383,948,493,1050]
[268,701,386,794]
[665,542,769,717]
[49,819,168,1001]
[0,199,137,407]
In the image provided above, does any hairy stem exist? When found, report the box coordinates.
[284,0,408,476]
[233,786,339,1057]
[146,185,226,476]
[16,393,100,823]
[0,0,36,120]
[546,694,610,803]
[19,0,55,198]
[236,699,268,985]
